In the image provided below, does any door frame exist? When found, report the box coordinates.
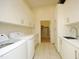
[40,20,51,43]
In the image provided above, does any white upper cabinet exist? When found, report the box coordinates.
[64,0,79,24]
[0,0,19,24]
[0,0,34,27]
[19,1,34,27]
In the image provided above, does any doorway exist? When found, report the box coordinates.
[41,21,50,42]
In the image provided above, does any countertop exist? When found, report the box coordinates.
[61,36,79,49]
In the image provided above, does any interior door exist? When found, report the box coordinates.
[41,21,50,42]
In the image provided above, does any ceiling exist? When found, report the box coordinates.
[24,0,58,8]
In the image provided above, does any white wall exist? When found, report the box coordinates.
[33,6,56,43]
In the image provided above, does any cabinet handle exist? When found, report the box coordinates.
[75,50,77,59]
[21,20,24,24]
[66,17,70,23]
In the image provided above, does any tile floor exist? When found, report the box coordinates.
[34,43,61,59]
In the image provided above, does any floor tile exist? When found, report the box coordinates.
[34,43,61,59]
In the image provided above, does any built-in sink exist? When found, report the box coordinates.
[0,39,19,48]
[64,36,77,39]
[0,34,20,48]
[0,43,13,48]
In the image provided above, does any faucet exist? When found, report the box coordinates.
[71,26,78,39]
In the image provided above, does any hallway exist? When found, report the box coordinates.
[41,21,50,42]
[34,43,61,59]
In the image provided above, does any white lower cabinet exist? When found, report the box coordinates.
[75,48,79,59]
[77,50,79,59]
[62,40,75,59]
[61,40,79,59]
[26,39,35,59]
[56,37,63,56]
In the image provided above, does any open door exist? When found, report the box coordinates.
[41,21,50,42]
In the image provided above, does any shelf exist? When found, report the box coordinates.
[0,21,34,28]
[65,21,79,26]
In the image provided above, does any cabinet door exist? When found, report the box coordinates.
[75,49,79,59]
[68,0,79,23]
[0,0,33,26]
[26,39,35,59]
[23,11,34,27]
[58,38,62,56]
[62,40,75,59]
[77,50,79,59]
[18,1,34,27]
[55,37,63,56]
[0,0,21,24]
[64,0,79,24]
[77,51,79,59]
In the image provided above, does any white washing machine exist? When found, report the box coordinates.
[8,32,35,59]
[8,32,25,39]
